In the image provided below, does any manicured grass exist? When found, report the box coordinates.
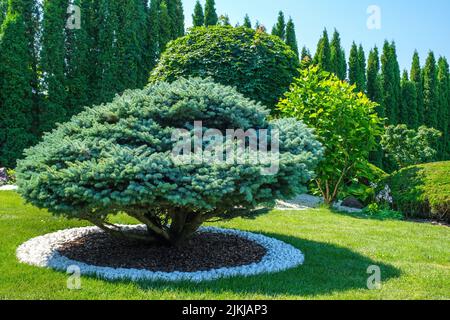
[0,191,449,300]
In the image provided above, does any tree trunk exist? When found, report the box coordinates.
[168,211,204,247]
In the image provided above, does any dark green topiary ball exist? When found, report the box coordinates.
[150,26,300,111]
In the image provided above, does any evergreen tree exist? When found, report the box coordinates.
[243,14,251,28]
[400,71,418,128]
[204,0,218,26]
[0,0,35,166]
[174,0,184,37]
[423,51,438,129]
[158,0,171,51]
[271,11,286,41]
[367,46,384,167]
[0,0,7,25]
[192,0,204,27]
[167,0,184,38]
[313,29,331,72]
[94,0,120,104]
[117,0,148,90]
[367,47,383,106]
[330,29,346,80]
[39,0,69,134]
[410,51,424,126]
[218,14,230,26]
[148,0,160,69]
[65,0,90,117]
[381,41,401,124]
[391,42,402,121]
[437,57,449,158]
[300,46,312,67]
[348,42,359,88]
[349,43,366,92]
[285,17,298,57]
[358,44,367,92]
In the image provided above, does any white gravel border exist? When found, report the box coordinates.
[276,194,363,213]
[16,225,304,283]
[0,185,18,191]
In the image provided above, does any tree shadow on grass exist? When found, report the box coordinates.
[130,232,401,297]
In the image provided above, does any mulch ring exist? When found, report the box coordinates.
[57,231,267,272]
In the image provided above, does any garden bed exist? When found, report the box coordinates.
[16,225,305,282]
[58,230,267,272]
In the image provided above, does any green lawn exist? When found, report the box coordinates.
[0,191,449,300]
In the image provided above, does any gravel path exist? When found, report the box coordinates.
[276,194,363,213]
[0,185,18,191]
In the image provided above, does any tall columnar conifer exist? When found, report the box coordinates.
[381,41,401,124]
[437,57,449,158]
[410,51,424,126]
[400,71,418,128]
[285,17,298,57]
[204,0,218,26]
[391,42,402,121]
[158,0,171,51]
[65,0,90,117]
[116,0,148,91]
[367,47,383,107]
[174,0,185,37]
[357,44,367,93]
[192,0,204,27]
[423,52,438,130]
[40,0,69,134]
[367,47,384,167]
[271,11,286,41]
[148,0,160,69]
[0,0,36,166]
[348,42,359,88]
[95,0,120,104]
[301,46,312,67]
[243,14,251,28]
[0,0,7,25]
[313,29,331,72]
[330,29,346,80]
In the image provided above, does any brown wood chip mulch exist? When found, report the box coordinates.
[57,231,267,272]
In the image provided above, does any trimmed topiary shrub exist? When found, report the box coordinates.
[383,161,450,222]
[150,26,300,110]
[17,78,323,246]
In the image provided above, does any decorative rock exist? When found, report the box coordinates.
[341,196,365,209]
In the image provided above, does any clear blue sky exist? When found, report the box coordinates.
[182,0,450,72]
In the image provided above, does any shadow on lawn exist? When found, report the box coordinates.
[133,232,401,297]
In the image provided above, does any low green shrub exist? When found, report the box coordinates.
[384,161,450,222]
[363,203,404,220]
[150,26,300,110]
[339,163,388,205]
[381,125,442,170]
